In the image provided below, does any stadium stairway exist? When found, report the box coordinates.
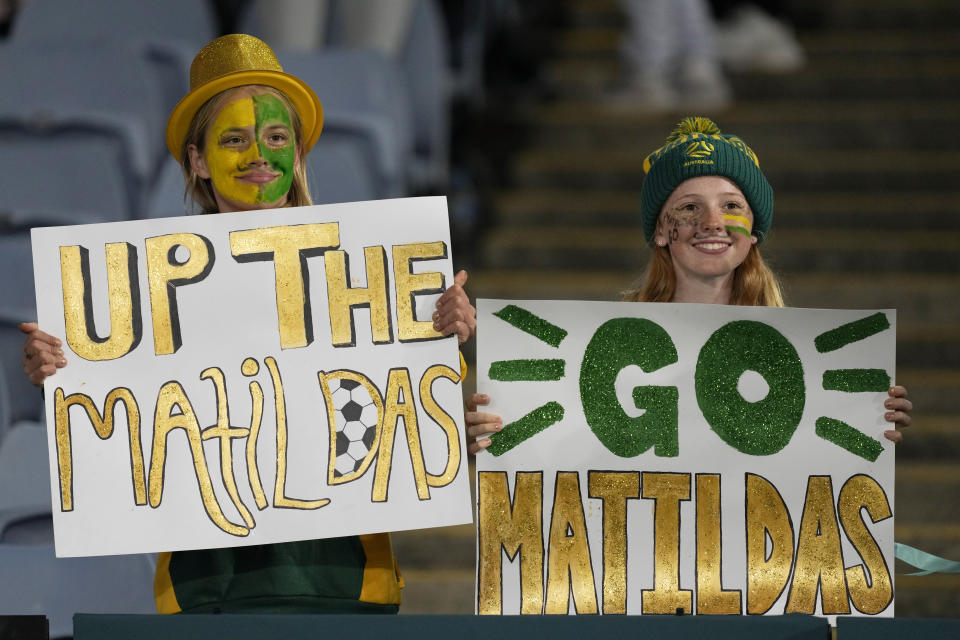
[396,0,960,617]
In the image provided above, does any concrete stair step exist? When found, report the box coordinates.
[553,27,960,58]
[518,101,960,151]
[494,189,960,230]
[543,55,960,99]
[481,227,960,272]
[509,147,960,191]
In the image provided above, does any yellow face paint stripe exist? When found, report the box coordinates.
[722,214,752,230]
[205,97,260,206]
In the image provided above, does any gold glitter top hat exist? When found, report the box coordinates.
[165,33,323,158]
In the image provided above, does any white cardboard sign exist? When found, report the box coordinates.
[32,197,472,557]
[476,299,896,619]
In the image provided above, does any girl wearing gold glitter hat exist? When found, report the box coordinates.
[465,116,911,452]
[19,33,477,614]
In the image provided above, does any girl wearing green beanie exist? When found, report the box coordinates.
[466,116,911,450]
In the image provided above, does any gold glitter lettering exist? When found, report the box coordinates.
[324,246,393,347]
[148,381,249,536]
[786,476,850,614]
[641,472,692,614]
[392,242,446,342]
[373,368,429,501]
[695,474,741,614]
[199,367,254,528]
[745,473,794,614]
[477,471,544,614]
[420,365,461,488]
[60,243,142,361]
[265,356,330,509]
[54,387,145,511]
[839,474,893,614]
[242,358,268,510]
[588,471,639,614]
[545,472,598,614]
[230,223,340,349]
[145,233,214,355]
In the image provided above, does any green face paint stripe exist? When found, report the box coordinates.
[493,305,568,347]
[252,93,295,204]
[814,312,891,353]
[822,368,891,392]
[725,225,752,238]
[815,417,883,462]
[489,359,565,381]
[487,401,565,456]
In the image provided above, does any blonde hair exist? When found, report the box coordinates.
[179,85,312,214]
[622,243,785,307]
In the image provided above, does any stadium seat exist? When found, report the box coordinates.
[10,0,218,116]
[279,48,415,199]
[0,44,167,219]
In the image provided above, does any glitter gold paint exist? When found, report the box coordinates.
[373,369,429,501]
[588,471,640,614]
[265,356,330,510]
[695,474,741,614]
[641,472,693,614]
[786,476,850,614]
[745,473,794,614]
[324,246,393,346]
[199,367,255,528]
[145,233,214,355]
[545,472,598,614]
[838,474,893,614]
[319,369,384,486]
[230,223,340,349]
[245,373,269,510]
[54,387,145,511]
[149,381,249,536]
[419,364,461,487]
[392,242,446,342]
[477,472,544,614]
[60,243,141,361]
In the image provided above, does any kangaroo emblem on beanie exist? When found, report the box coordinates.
[640,116,774,245]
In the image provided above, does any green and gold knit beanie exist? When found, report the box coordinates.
[640,116,774,244]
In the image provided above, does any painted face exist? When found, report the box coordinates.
[654,176,758,283]
[203,91,296,210]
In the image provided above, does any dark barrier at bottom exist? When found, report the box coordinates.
[73,613,830,640]
[837,616,960,639]
[0,615,49,640]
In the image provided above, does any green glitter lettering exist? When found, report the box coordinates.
[815,312,890,353]
[253,93,295,203]
[815,417,883,462]
[822,369,890,392]
[580,318,679,458]
[493,305,568,347]
[695,321,804,455]
[488,401,565,456]
[489,359,565,381]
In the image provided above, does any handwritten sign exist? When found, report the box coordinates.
[476,299,896,619]
[32,197,471,557]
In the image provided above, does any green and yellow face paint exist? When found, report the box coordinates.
[204,92,296,207]
[723,214,753,239]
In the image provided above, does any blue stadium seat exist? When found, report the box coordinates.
[0,422,158,638]
[397,0,452,190]
[10,0,217,116]
[0,44,167,220]
[307,132,380,205]
[279,48,413,199]
[146,157,190,219]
